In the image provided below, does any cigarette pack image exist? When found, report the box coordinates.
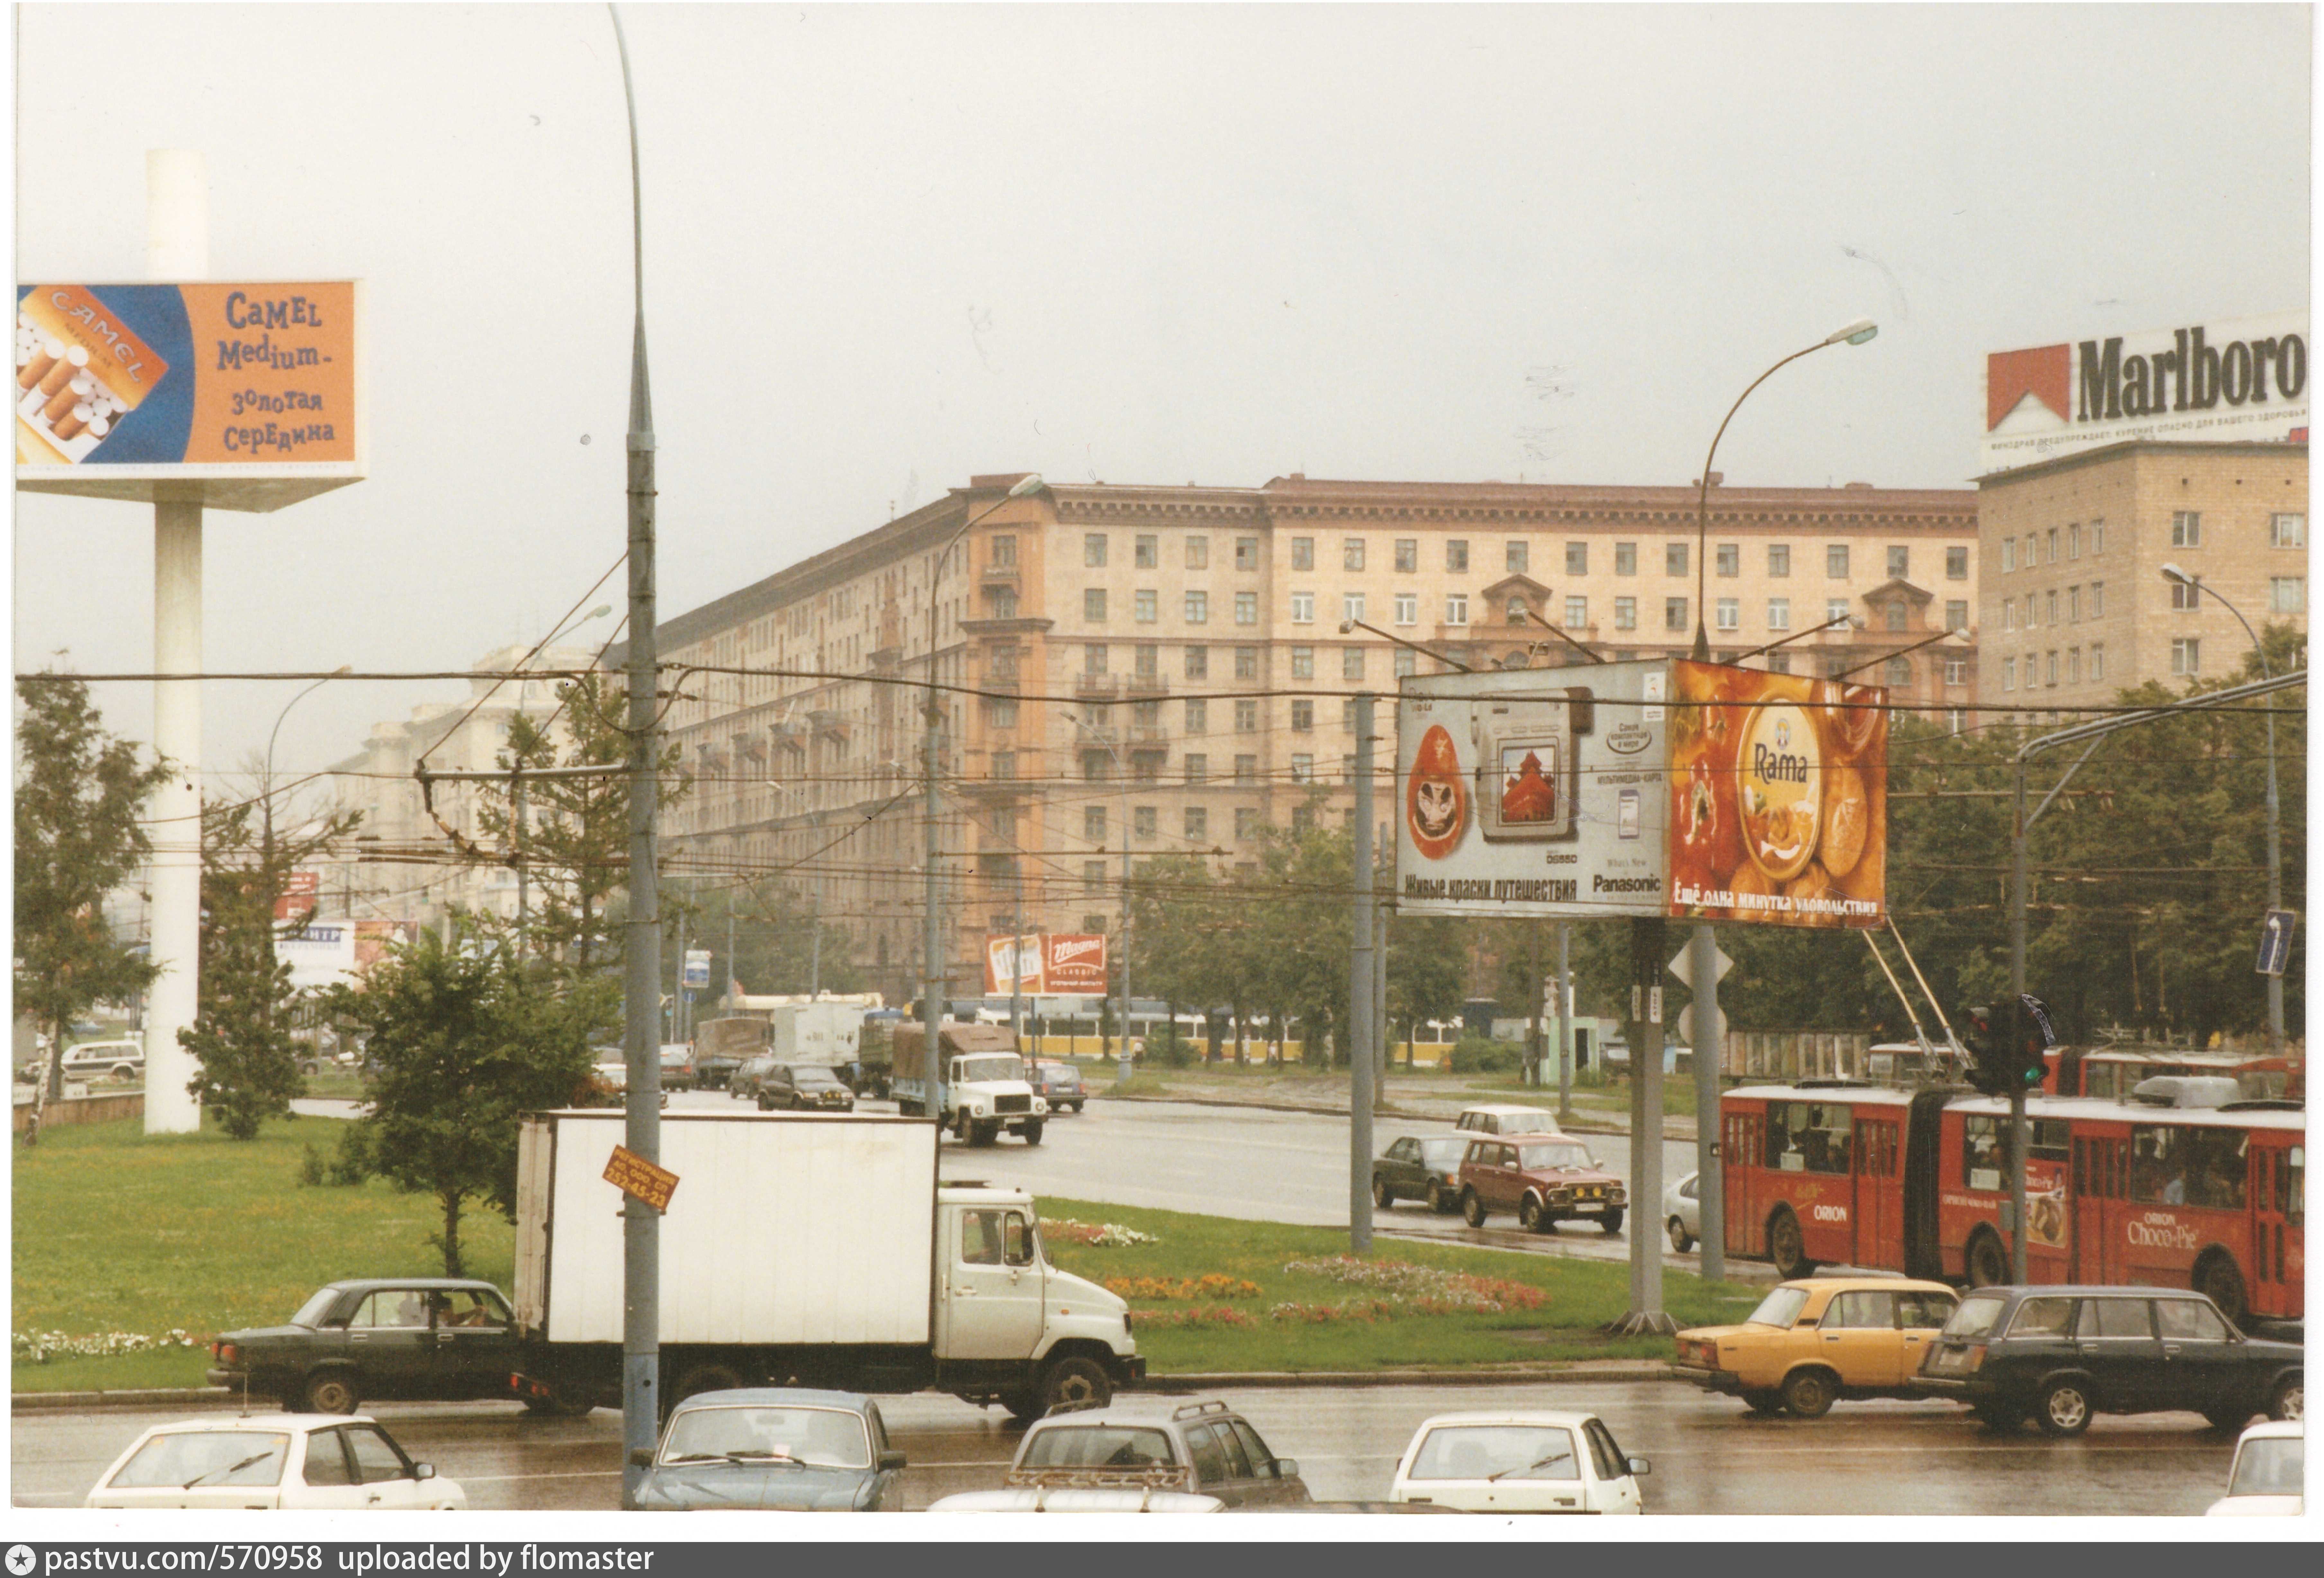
[15,285,167,465]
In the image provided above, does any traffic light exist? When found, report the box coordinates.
[2011,993,2057,1093]
[1961,1004,2012,1096]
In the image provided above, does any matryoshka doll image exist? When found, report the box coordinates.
[1407,723,1468,859]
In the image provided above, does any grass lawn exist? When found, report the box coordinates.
[13,1116,1742,1393]
[1035,1195,1755,1372]
[13,1114,510,1393]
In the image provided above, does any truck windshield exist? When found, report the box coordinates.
[957,1056,1024,1083]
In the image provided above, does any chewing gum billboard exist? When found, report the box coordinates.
[984,933,1109,994]
[1395,660,1886,928]
[15,282,358,475]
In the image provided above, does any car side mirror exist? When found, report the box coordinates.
[413,1463,436,1481]
[1627,1457,1651,1476]
[628,1448,655,1470]
[1274,1458,1299,1478]
[878,1450,907,1471]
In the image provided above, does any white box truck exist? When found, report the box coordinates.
[509,1109,1140,1420]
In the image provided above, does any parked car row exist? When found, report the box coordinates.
[1372,1105,1628,1236]
[86,1414,465,1510]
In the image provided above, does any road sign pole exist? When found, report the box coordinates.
[1350,694,1376,1254]
[1612,916,1672,1334]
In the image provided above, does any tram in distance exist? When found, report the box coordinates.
[1720,1082,2304,1326]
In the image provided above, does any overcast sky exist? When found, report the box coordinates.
[10,3,2311,792]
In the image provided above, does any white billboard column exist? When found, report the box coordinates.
[145,149,207,1135]
[147,498,202,1133]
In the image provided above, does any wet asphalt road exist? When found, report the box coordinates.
[14,1382,2241,1515]
[669,1089,1730,1274]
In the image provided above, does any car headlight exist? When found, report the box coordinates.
[1034,1097,1050,1113]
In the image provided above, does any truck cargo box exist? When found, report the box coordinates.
[514,1110,937,1347]
[891,1022,1021,1081]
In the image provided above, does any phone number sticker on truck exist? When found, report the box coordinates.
[603,1144,680,1211]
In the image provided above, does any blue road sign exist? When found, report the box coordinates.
[2256,909,2299,977]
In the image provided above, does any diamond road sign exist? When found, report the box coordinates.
[2256,909,2299,977]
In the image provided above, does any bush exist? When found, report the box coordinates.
[1145,1025,1196,1069]
[1448,1034,1519,1074]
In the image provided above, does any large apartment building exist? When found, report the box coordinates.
[1976,440,2308,709]
[639,473,1979,1005]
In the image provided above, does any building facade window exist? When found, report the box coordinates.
[1827,598,1849,625]
[1343,647,1365,680]
[1135,534,1158,569]
[2044,589,2059,625]
[1614,596,1637,631]
[1184,806,1207,839]
[1948,545,1970,579]
[1135,589,1158,623]
[2002,656,2016,692]
[989,586,1019,619]
[1615,542,1637,576]
[1185,645,1209,679]
[2045,528,2058,564]
[1567,542,1589,575]
[1716,543,1740,578]
[2170,578,2200,612]
[2004,600,2016,633]
[2272,576,2306,613]
[1665,596,1689,632]
[2067,586,2080,623]
[992,750,1015,779]
[1290,591,1315,624]
[1235,536,1259,570]
[2171,511,2201,548]
[1946,599,1969,632]
[1395,538,1418,572]
[1172,589,1202,624]
[1084,534,1108,568]
[1506,596,1530,624]
[1290,754,1315,783]
[1134,806,1157,840]
[988,698,1018,728]
[1344,592,1365,624]
[1393,650,1417,678]
[1083,861,1104,889]
[1667,542,1689,577]
[1344,537,1366,571]
[1944,658,1967,686]
[1235,646,1258,678]
[1888,546,1909,579]
[1506,540,1529,574]
[1767,598,1790,631]
[1134,644,1158,679]
[1716,598,1740,631]
[1828,544,1850,578]
[2064,527,2079,562]
[1768,543,1791,577]
[1292,536,1315,570]
[1234,756,1258,786]
[1886,657,1912,687]
[2093,521,2105,555]
[1084,805,1107,841]
[2272,512,2306,548]
[1235,699,1258,732]
[1185,534,1208,569]
[1885,601,1908,632]
[1185,752,1208,783]
[1341,701,1358,733]
[990,533,1017,568]
[2090,581,2105,618]
[1394,593,1418,626]
[1084,588,1107,622]
[1291,700,1314,731]
[1235,591,1258,625]
[1290,646,1314,679]
[2066,647,2080,685]
[1565,595,1588,628]
[1085,643,1108,674]
[1445,594,1469,625]
[1185,698,1207,733]
[1446,540,1470,572]
[1767,653,1791,674]
[2044,650,2059,686]
[1235,807,1258,837]
[2091,644,2104,682]
[2001,538,2016,573]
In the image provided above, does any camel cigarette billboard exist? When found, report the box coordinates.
[1395,660,1886,928]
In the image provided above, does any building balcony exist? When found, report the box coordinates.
[1128,723,1169,746]
[981,562,1022,582]
[1125,673,1170,697]
[1075,673,1122,700]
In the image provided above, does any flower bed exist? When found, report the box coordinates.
[1040,1218,1158,1248]
[14,1329,200,1365]
[1128,1305,1258,1330]
[1273,1257,1549,1319]
[1103,1273,1260,1302]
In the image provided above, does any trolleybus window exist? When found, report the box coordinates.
[1766,1102,1853,1175]
[2288,1147,2304,1226]
[2130,1125,2247,1210]
[1962,1115,2070,1190]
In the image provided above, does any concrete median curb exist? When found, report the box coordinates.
[1139,1361,1677,1391]
[13,1386,237,1411]
[1099,1089,1692,1143]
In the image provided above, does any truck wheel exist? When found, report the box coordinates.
[1021,1121,1044,1146]
[302,1371,361,1415]
[970,1123,999,1148]
[1037,1356,1111,1416]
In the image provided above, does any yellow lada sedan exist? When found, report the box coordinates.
[1672,1278,1960,1419]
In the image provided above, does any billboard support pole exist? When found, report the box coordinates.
[142,150,208,1136]
[1349,694,1376,1254]
[1555,922,1573,1124]
[1611,915,1673,1333]
[1690,920,1725,1281]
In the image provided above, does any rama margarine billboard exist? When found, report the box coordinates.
[1981,310,2307,474]
[1395,660,1887,928]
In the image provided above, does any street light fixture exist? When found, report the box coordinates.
[1692,319,1878,662]
[2160,562,2285,1054]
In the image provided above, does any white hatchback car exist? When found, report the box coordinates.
[1389,1411,1646,1514]
[1664,1170,1701,1252]
[2206,1421,2302,1516]
[86,1414,466,1510]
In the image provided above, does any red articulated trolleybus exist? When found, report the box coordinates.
[2053,1046,2303,1103]
[1721,1081,2305,1326]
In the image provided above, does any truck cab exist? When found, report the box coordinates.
[934,1184,1142,1419]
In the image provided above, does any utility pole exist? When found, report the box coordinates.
[1555,922,1573,1124]
[1374,821,1389,1095]
[1611,916,1672,1334]
[1349,695,1376,1253]
[807,878,821,996]
[1010,850,1026,1049]
[1689,921,1726,1280]
[609,4,663,1508]
[724,904,734,1011]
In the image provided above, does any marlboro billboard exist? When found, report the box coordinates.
[16,281,362,505]
[1396,660,1886,929]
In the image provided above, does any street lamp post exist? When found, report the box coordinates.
[1070,711,1135,1086]
[262,665,353,902]
[2160,564,2285,1054]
